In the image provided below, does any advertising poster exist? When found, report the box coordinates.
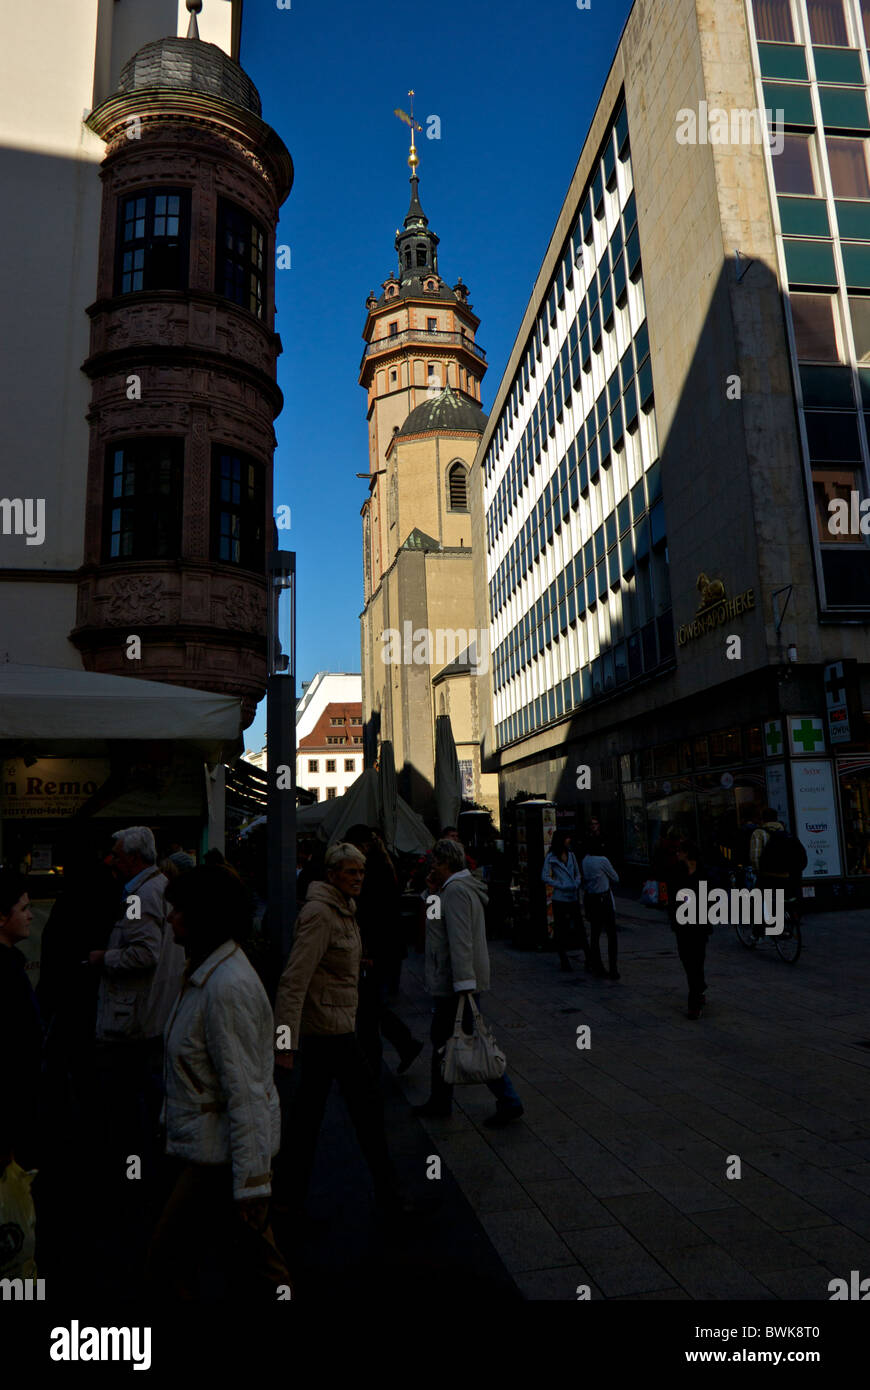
[764,763,790,832]
[791,760,842,878]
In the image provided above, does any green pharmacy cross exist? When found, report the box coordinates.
[792,719,824,754]
[765,722,782,756]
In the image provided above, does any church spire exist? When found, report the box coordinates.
[186,0,202,40]
[393,92,439,285]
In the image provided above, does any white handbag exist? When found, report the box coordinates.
[441,993,507,1085]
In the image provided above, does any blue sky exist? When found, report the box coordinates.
[241,0,633,748]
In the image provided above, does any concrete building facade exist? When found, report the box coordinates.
[472,0,870,903]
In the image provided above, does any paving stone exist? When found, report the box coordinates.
[755,1266,838,1300]
[631,1162,737,1214]
[785,1224,870,1270]
[602,1192,712,1251]
[523,1178,615,1231]
[659,1246,779,1300]
[561,1225,677,1297]
[513,1265,605,1301]
[479,1208,576,1274]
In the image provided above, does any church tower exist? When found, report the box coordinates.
[359,104,497,821]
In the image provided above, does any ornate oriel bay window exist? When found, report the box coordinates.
[115,189,190,294]
[103,438,183,561]
[216,198,265,318]
[211,447,266,569]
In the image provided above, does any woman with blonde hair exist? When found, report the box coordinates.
[274,842,408,1224]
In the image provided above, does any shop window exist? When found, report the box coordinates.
[710,729,742,766]
[216,199,265,319]
[791,293,842,360]
[103,438,183,562]
[746,726,764,759]
[116,189,190,295]
[813,466,864,540]
[211,448,266,569]
[693,736,710,767]
[752,0,795,44]
[806,0,850,46]
[841,762,870,873]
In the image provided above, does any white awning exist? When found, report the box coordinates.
[0,663,244,762]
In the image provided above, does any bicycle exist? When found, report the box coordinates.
[734,896,802,964]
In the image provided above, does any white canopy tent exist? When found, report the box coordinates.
[0,663,244,762]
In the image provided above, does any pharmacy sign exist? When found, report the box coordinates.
[788,716,825,756]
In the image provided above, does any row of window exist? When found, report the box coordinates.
[753,0,870,49]
[116,189,265,318]
[495,604,675,750]
[492,476,669,696]
[307,759,358,773]
[329,716,362,726]
[106,439,264,567]
[487,319,653,605]
[486,101,631,478]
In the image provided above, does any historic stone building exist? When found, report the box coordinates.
[75,8,292,726]
[358,138,498,822]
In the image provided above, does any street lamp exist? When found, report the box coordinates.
[267,549,296,963]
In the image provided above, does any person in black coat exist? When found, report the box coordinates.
[666,841,711,1020]
[0,870,42,1170]
[344,826,423,1077]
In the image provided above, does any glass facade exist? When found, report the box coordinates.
[483,98,672,750]
[751,0,870,608]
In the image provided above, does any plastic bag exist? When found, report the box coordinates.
[640,879,659,906]
[0,1160,37,1279]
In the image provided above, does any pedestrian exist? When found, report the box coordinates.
[90,827,185,1186]
[0,870,42,1172]
[441,826,478,872]
[344,825,423,1077]
[752,809,808,914]
[666,840,710,1020]
[541,829,587,971]
[581,843,620,980]
[273,843,412,1225]
[413,838,524,1128]
[145,866,289,1300]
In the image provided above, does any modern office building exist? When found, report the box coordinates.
[471,0,870,902]
[0,0,292,872]
[358,133,498,822]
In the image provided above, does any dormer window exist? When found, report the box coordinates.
[425,278,437,291]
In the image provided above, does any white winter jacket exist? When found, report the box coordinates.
[162,940,280,1200]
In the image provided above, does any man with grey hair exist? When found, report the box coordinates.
[89,827,185,1191]
[412,838,524,1127]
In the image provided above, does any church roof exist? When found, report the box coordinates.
[117,36,262,116]
[401,527,441,552]
[398,386,488,439]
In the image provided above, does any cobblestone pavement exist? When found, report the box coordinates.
[391,899,870,1301]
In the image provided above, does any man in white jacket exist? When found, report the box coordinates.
[412,839,524,1128]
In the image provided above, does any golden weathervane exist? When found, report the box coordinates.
[394,90,423,174]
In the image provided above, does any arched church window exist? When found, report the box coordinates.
[416,244,428,267]
[448,462,468,511]
[363,513,372,593]
[405,249,412,268]
[388,474,398,529]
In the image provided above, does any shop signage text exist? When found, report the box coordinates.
[678,586,755,647]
